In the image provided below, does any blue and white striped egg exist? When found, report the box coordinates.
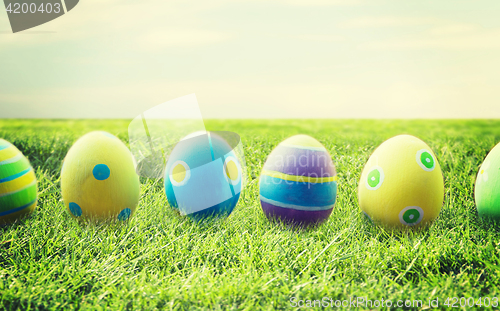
[164,131,242,220]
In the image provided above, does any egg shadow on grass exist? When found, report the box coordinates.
[359,212,434,243]
[263,214,331,233]
[161,202,236,230]
[0,213,38,252]
[62,209,137,231]
[183,211,236,230]
[475,215,500,233]
[0,213,36,233]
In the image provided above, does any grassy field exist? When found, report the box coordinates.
[1,119,500,310]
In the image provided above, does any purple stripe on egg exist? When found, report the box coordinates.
[263,145,336,177]
[261,200,333,226]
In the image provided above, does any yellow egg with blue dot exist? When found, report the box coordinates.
[358,135,444,229]
[0,139,37,225]
[164,131,242,220]
[61,131,140,221]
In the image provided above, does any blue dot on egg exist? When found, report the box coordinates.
[69,202,82,217]
[93,164,110,180]
[117,208,132,221]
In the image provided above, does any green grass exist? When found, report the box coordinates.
[1,119,500,310]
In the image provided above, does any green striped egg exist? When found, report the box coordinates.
[0,139,37,225]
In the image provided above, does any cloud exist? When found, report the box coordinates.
[137,29,234,50]
[276,0,363,6]
[338,15,500,51]
[2,2,500,119]
[292,34,346,42]
[0,0,239,54]
[339,16,440,28]
[3,77,500,119]
[361,24,500,50]
[428,23,480,36]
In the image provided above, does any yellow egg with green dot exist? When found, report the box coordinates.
[358,135,444,229]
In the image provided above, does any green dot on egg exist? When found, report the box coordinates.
[420,151,434,169]
[367,169,381,188]
[403,209,420,224]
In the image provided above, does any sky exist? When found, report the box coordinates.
[1,0,500,119]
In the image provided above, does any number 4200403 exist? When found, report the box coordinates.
[444,297,499,308]
[5,2,62,14]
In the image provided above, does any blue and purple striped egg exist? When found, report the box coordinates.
[0,139,37,225]
[259,135,337,226]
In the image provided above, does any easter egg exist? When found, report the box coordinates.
[0,139,37,225]
[475,142,500,220]
[259,135,337,226]
[358,135,444,229]
[61,131,140,221]
[164,131,242,220]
